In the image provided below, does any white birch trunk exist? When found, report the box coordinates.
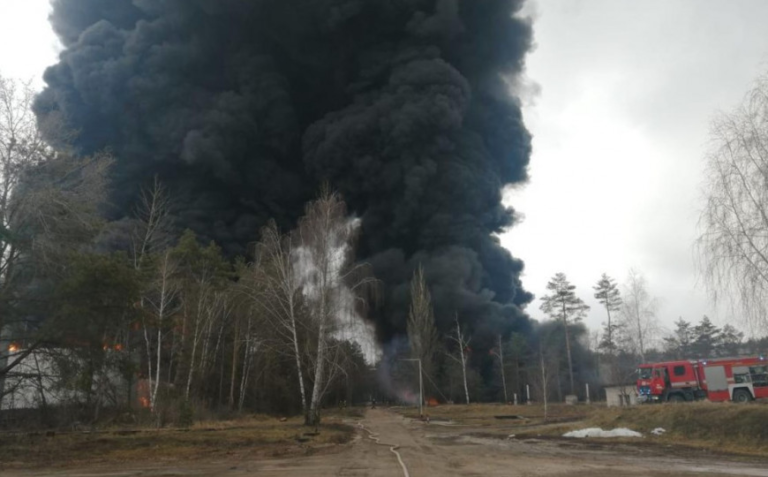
[238,316,254,412]
[144,251,177,412]
[290,308,308,418]
[142,323,154,410]
[308,318,328,425]
[185,301,203,400]
[459,323,470,405]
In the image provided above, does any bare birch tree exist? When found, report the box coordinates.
[237,312,262,412]
[141,250,180,413]
[131,176,173,270]
[446,316,471,404]
[490,335,508,403]
[242,221,309,417]
[298,188,372,426]
[0,76,46,299]
[186,288,232,401]
[169,231,231,400]
[300,189,345,426]
[620,269,658,363]
[0,76,112,385]
[1,76,105,317]
[698,71,768,333]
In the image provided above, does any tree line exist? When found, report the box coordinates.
[0,75,375,428]
[528,270,766,404]
[5,61,768,427]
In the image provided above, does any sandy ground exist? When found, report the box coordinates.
[6,408,768,477]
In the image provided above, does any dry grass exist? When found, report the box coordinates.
[396,401,768,456]
[0,410,357,470]
[581,401,768,456]
[400,402,593,426]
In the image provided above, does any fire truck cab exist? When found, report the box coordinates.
[636,356,768,403]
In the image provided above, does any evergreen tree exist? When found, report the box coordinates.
[663,318,695,359]
[540,273,589,395]
[599,321,623,354]
[692,316,721,358]
[719,324,744,356]
[594,274,622,353]
[54,252,141,416]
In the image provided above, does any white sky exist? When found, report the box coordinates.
[0,0,59,86]
[502,0,768,338]
[2,0,768,340]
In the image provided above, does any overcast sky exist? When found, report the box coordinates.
[503,0,768,338]
[3,0,768,341]
[0,0,59,85]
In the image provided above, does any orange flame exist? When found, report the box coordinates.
[8,344,19,352]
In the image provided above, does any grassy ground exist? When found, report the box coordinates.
[400,401,591,426]
[583,401,768,455]
[396,401,768,456]
[0,409,360,470]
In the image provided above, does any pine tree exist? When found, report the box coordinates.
[540,273,589,395]
[663,318,695,359]
[692,316,721,358]
[719,324,744,356]
[594,274,622,354]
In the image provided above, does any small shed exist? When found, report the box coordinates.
[604,385,638,407]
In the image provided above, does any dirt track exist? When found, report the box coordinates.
[8,409,768,476]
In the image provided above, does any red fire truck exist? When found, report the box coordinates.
[636,356,768,403]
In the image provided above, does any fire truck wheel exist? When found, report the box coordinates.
[667,394,684,403]
[732,389,753,403]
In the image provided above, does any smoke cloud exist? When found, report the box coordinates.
[35,0,534,350]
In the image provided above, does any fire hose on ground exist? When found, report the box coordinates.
[357,421,410,477]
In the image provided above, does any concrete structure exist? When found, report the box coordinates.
[604,385,638,407]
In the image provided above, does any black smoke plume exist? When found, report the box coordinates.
[35,0,534,351]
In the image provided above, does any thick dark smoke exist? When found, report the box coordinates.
[35,0,534,350]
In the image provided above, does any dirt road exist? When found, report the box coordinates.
[8,409,768,476]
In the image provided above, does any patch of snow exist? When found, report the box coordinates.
[651,427,666,435]
[563,427,642,438]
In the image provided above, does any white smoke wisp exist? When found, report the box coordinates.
[292,217,381,364]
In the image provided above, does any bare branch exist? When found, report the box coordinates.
[697,71,768,332]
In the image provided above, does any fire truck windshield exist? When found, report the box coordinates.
[637,367,652,380]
